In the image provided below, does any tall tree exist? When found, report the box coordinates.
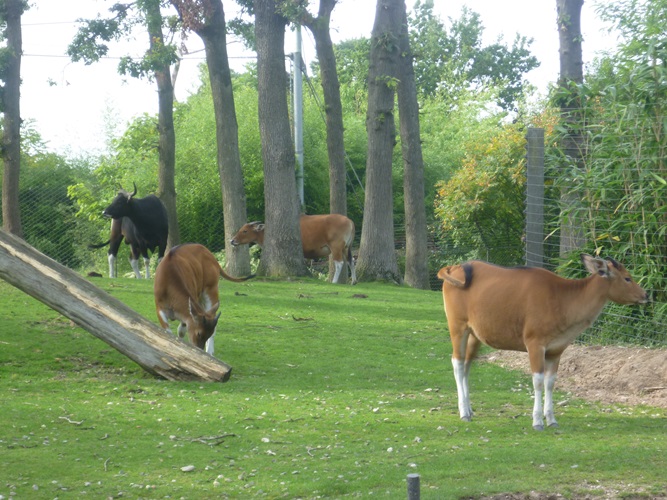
[68,0,181,248]
[254,0,308,277]
[301,0,350,283]
[355,0,402,283]
[0,0,26,237]
[334,2,539,112]
[170,0,251,277]
[396,0,428,289]
[301,0,346,217]
[556,0,585,256]
[145,0,180,249]
[411,2,538,111]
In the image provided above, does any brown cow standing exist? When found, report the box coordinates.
[437,254,648,430]
[154,243,253,356]
[230,214,356,284]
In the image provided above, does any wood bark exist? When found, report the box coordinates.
[396,0,429,289]
[1,0,24,237]
[146,0,181,249]
[254,0,308,278]
[355,0,402,284]
[557,0,586,255]
[302,0,351,283]
[0,229,231,382]
[171,0,251,277]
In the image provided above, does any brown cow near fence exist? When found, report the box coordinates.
[230,214,357,284]
[437,254,648,430]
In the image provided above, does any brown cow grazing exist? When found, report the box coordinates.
[154,243,254,356]
[230,214,357,284]
[437,254,648,430]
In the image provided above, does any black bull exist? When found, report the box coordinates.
[91,184,169,279]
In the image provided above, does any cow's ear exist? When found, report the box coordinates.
[582,253,610,278]
[256,224,265,232]
[188,298,197,320]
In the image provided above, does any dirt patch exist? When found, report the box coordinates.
[482,345,667,408]
[472,346,667,499]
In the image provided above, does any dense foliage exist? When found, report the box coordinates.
[433,118,527,265]
[546,0,667,302]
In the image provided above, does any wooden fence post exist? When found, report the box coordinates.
[525,127,545,268]
[0,229,232,382]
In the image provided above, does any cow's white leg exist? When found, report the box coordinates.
[452,357,472,421]
[143,257,151,279]
[462,359,474,418]
[130,258,142,279]
[349,257,357,284]
[332,260,343,283]
[532,372,545,430]
[544,358,559,427]
[205,332,215,356]
[158,311,172,334]
[108,254,116,278]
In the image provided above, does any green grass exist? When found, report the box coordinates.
[0,277,665,499]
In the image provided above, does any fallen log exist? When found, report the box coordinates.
[0,229,231,382]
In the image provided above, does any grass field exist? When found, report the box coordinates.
[0,276,665,499]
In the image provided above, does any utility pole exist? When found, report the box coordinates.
[293,25,304,209]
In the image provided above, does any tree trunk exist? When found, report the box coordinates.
[355,0,402,284]
[396,0,429,289]
[145,0,180,249]
[0,229,231,382]
[254,0,308,278]
[303,0,350,283]
[0,0,24,237]
[557,0,586,256]
[171,0,251,277]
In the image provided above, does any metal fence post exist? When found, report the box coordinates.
[407,473,420,500]
[525,127,545,268]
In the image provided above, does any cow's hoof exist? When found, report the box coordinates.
[548,422,559,428]
[460,416,472,422]
[533,424,544,431]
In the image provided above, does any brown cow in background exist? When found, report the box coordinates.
[231,214,357,284]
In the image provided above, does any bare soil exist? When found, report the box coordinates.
[481,344,667,409]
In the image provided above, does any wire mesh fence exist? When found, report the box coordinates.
[2,124,666,347]
[523,128,666,347]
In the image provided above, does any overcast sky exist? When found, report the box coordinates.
[19,0,617,157]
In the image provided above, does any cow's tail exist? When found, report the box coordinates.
[219,268,255,283]
[88,239,111,250]
[437,262,473,289]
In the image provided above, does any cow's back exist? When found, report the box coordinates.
[299,214,354,259]
[154,244,221,306]
[442,261,575,351]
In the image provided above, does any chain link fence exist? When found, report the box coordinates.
[2,127,665,347]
